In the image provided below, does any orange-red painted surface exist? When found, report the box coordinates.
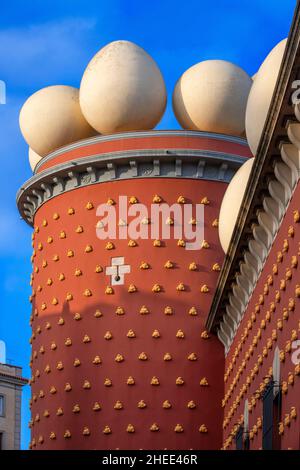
[30,178,226,450]
[223,181,300,450]
[37,133,252,173]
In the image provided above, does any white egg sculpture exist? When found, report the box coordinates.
[19,85,96,157]
[172,60,252,136]
[218,158,254,253]
[29,148,42,171]
[79,40,167,134]
[245,39,287,156]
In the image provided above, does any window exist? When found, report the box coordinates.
[0,395,4,417]
[235,426,244,450]
[235,400,250,450]
[262,379,281,450]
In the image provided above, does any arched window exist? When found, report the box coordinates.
[262,347,281,450]
[235,400,250,450]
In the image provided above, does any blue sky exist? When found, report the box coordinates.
[0,0,296,450]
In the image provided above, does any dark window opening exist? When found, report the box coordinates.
[262,379,281,450]
[235,425,250,450]
[0,395,4,417]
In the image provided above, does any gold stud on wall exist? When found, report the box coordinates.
[152,283,161,293]
[139,305,149,315]
[176,377,184,385]
[127,329,136,338]
[163,400,172,409]
[127,424,135,433]
[176,282,185,291]
[188,353,197,361]
[114,400,123,410]
[127,376,135,385]
[138,400,146,409]
[164,306,173,315]
[176,329,185,339]
[140,260,150,269]
[72,404,80,414]
[115,353,124,363]
[150,423,159,432]
[199,424,208,433]
[153,239,162,247]
[164,260,174,269]
[75,225,84,233]
[105,242,114,250]
[104,378,112,387]
[95,265,103,273]
[174,424,184,433]
[138,352,148,361]
[200,377,209,386]
[177,196,185,204]
[103,426,111,435]
[153,195,162,203]
[200,284,209,293]
[189,262,197,271]
[93,402,101,411]
[86,201,94,210]
[104,331,113,340]
[93,355,101,364]
[94,309,102,317]
[128,284,137,293]
[115,306,124,315]
[105,286,114,295]
[151,376,160,385]
[187,401,196,409]
[152,329,160,338]
[83,380,91,389]
[189,306,198,316]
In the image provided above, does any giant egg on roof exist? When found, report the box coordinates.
[79,40,167,134]
[218,157,254,253]
[19,85,96,157]
[245,39,287,156]
[28,148,42,172]
[172,60,252,136]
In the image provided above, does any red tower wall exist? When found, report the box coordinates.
[20,132,250,450]
[222,180,300,450]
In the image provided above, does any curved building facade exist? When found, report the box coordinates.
[17,131,251,449]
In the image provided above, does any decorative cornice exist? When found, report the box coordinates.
[35,129,248,171]
[206,1,300,353]
[17,148,246,226]
[0,371,28,386]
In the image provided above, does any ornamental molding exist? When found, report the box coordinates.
[35,129,248,171]
[17,148,246,226]
[206,3,300,354]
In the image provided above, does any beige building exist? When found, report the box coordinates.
[0,363,27,450]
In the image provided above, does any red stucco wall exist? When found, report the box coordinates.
[29,177,226,450]
[223,182,300,450]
